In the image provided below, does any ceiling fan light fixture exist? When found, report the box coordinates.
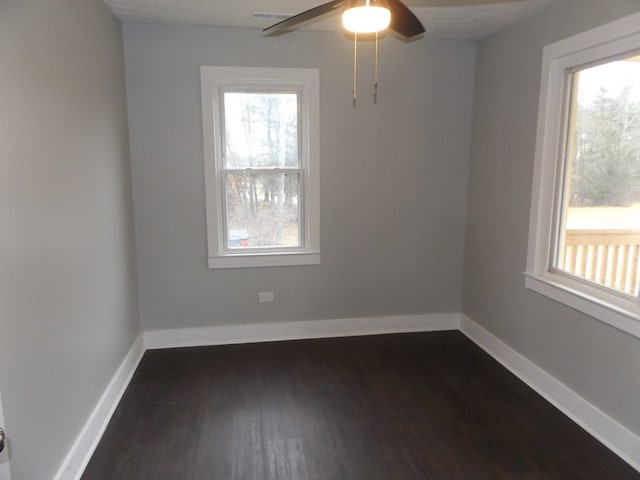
[342,1,391,34]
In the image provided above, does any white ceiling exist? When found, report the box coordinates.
[102,0,555,41]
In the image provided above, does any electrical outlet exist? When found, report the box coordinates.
[258,291,275,303]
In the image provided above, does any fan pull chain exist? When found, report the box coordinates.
[353,32,358,107]
[352,31,382,106]
[374,31,379,104]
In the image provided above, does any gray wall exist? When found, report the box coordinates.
[0,1,140,479]
[463,0,640,436]
[123,25,475,331]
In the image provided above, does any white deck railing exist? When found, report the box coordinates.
[561,230,640,296]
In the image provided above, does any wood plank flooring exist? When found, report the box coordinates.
[82,332,640,479]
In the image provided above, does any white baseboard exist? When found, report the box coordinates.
[63,313,640,479]
[460,314,640,473]
[143,313,461,350]
[53,334,145,480]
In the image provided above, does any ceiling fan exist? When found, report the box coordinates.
[263,0,425,38]
[262,0,520,105]
[262,0,524,37]
[263,0,426,106]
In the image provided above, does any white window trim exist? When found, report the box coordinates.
[201,66,320,269]
[526,11,640,339]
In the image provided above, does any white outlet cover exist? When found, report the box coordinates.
[258,292,275,302]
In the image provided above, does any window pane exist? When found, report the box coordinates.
[556,55,640,296]
[225,172,301,249]
[223,92,299,169]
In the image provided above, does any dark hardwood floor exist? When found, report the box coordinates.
[82,331,640,479]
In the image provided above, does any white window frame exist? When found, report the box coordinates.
[201,66,320,269]
[526,12,640,339]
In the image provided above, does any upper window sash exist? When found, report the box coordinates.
[525,12,640,338]
[218,87,304,170]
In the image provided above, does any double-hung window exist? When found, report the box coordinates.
[201,67,320,268]
[526,12,640,337]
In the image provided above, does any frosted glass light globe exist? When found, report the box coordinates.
[342,5,390,33]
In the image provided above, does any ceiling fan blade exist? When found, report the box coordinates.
[263,0,345,34]
[387,0,425,38]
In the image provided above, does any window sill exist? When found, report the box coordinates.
[524,272,640,339]
[208,251,320,269]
